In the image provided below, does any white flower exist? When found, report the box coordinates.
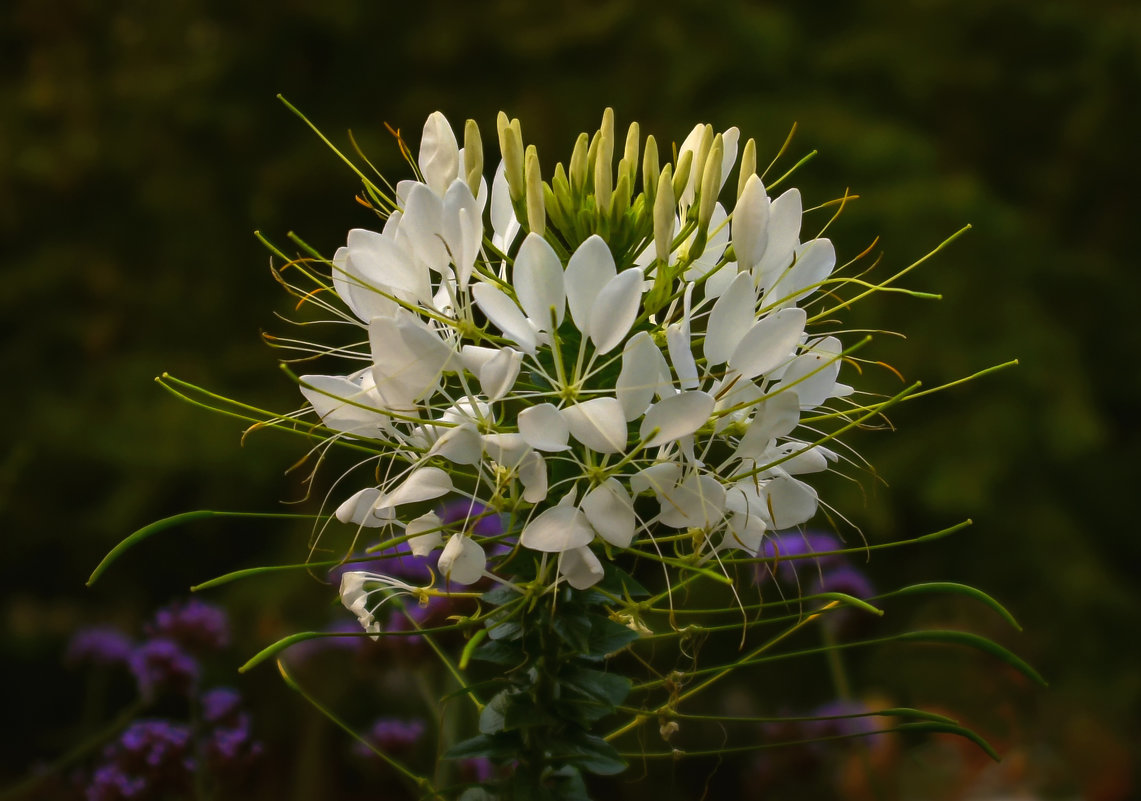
[292,109,865,602]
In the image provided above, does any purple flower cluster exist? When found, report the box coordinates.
[144,599,230,652]
[66,627,134,668]
[63,601,262,799]
[87,720,193,801]
[353,717,427,758]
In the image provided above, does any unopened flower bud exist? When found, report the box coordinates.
[622,121,640,189]
[692,125,714,197]
[594,108,615,213]
[463,119,483,197]
[737,137,756,202]
[642,134,659,203]
[569,132,589,199]
[525,145,545,237]
[672,150,693,203]
[698,134,723,231]
[654,164,675,264]
[496,112,525,204]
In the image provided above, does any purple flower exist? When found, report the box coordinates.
[439,499,504,538]
[86,763,147,801]
[801,700,884,745]
[128,639,199,698]
[353,717,426,758]
[204,713,263,768]
[456,756,496,783]
[755,531,848,586]
[201,687,243,725]
[145,599,230,652]
[809,564,875,600]
[66,626,133,668]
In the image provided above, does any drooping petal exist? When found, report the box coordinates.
[666,322,699,390]
[472,283,537,354]
[442,179,482,288]
[369,313,456,406]
[478,347,523,402]
[520,505,594,553]
[438,534,485,585]
[581,479,636,548]
[754,188,802,291]
[518,403,570,452]
[639,391,715,448]
[761,474,818,529]
[564,235,616,331]
[299,374,388,436]
[335,488,391,527]
[385,467,453,508]
[418,111,460,196]
[703,271,757,366]
[728,307,806,380]
[559,546,605,590]
[513,233,565,330]
[399,183,451,274]
[518,450,549,503]
[562,397,628,454]
[589,268,643,354]
[427,424,483,465]
[616,332,671,421]
[406,511,443,557]
[721,512,766,555]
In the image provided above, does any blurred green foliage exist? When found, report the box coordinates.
[2,0,1138,798]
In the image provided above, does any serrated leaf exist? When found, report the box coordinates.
[595,563,650,598]
[552,613,593,653]
[445,732,520,760]
[470,640,525,667]
[554,732,627,776]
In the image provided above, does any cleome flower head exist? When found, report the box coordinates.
[291,109,860,609]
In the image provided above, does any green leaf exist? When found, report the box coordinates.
[596,563,649,598]
[552,613,593,653]
[445,733,520,760]
[470,639,525,667]
[562,666,632,708]
[894,721,1000,761]
[583,617,640,659]
[554,732,627,776]
[479,691,510,734]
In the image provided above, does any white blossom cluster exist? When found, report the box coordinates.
[302,111,854,614]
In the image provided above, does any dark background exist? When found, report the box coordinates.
[3,0,1138,798]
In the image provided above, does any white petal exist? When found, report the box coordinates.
[519,450,549,503]
[629,462,682,497]
[767,441,830,475]
[406,511,443,557]
[346,228,430,304]
[369,313,455,405]
[438,534,485,585]
[728,308,806,380]
[335,488,391,527]
[562,397,628,454]
[762,474,818,529]
[299,374,387,436]
[666,322,698,390]
[684,203,729,281]
[386,467,453,508]
[400,183,451,273]
[460,345,499,375]
[616,332,671,421]
[427,424,483,465]
[703,271,756,366]
[719,128,740,192]
[770,238,835,304]
[478,347,523,402]
[639,391,714,447]
[560,546,605,590]
[589,269,643,354]
[774,335,843,409]
[754,188,802,291]
[720,512,765,554]
[490,160,519,250]
[419,111,460,196]
[734,392,802,458]
[517,403,570,451]
[442,179,482,288]
[520,505,594,553]
[481,432,530,466]
[472,283,537,354]
[564,235,616,331]
[732,175,770,271]
[659,473,726,529]
[581,479,635,548]
[513,233,565,330]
